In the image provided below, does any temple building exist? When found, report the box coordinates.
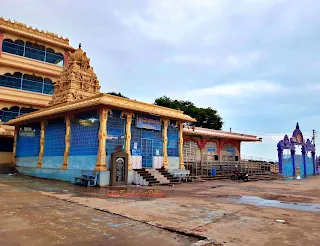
[2,18,262,185]
[0,17,74,164]
[6,46,195,185]
[182,127,261,164]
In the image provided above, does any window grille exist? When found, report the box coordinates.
[0,107,37,123]
[0,74,54,95]
[16,124,41,157]
[44,118,66,156]
[106,110,125,156]
[2,40,64,66]
[130,119,163,156]
[131,119,141,156]
[153,129,163,156]
[183,141,199,162]
[167,126,178,157]
[69,112,99,156]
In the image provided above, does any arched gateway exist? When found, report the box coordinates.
[277,123,317,177]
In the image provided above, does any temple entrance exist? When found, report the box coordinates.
[295,145,304,176]
[141,138,153,168]
[277,123,316,177]
[282,148,294,177]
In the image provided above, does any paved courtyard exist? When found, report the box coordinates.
[1,174,319,246]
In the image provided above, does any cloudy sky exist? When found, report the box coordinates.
[2,0,320,160]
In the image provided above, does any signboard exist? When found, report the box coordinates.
[136,115,161,131]
[19,127,36,137]
[226,148,235,153]
[207,147,216,153]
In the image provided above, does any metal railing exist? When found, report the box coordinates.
[0,74,54,95]
[2,40,64,66]
[184,161,279,177]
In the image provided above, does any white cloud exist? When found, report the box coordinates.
[165,51,262,68]
[165,55,215,65]
[116,0,288,45]
[225,51,262,68]
[189,80,281,96]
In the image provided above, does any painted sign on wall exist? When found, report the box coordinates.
[136,115,161,131]
[19,127,36,137]
[226,148,235,153]
[207,147,216,153]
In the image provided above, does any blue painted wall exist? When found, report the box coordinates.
[44,118,66,157]
[16,157,38,167]
[42,156,64,169]
[68,156,97,170]
[16,124,40,158]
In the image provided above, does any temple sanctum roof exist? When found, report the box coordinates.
[6,93,196,125]
[183,126,261,142]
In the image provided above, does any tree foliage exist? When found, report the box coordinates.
[107,92,128,98]
[154,96,223,130]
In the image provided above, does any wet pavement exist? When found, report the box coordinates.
[0,175,200,246]
[215,195,320,212]
[1,174,320,246]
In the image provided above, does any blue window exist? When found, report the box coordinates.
[44,118,66,157]
[2,39,64,66]
[167,125,179,157]
[70,112,99,156]
[16,124,41,157]
[0,73,54,95]
[0,106,37,123]
[106,110,125,156]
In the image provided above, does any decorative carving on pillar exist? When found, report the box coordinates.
[95,108,110,171]
[37,121,46,168]
[162,119,169,169]
[122,112,134,170]
[61,115,71,170]
[12,127,19,165]
[178,122,185,169]
[49,44,101,106]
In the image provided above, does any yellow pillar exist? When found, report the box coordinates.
[12,127,19,166]
[37,120,46,168]
[178,122,185,169]
[124,112,134,170]
[162,119,169,169]
[94,108,109,171]
[61,115,71,170]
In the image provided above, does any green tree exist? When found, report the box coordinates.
[107,92,128,98]
[154,96,223,130]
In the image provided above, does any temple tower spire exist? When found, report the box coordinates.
[49,46,101,106]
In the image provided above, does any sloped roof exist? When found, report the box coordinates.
[183,126,261,142]
[6,93,196,125]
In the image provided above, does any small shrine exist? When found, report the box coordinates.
[277,123,318,177]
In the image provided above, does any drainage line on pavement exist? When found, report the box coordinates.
[42,193,209,241]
